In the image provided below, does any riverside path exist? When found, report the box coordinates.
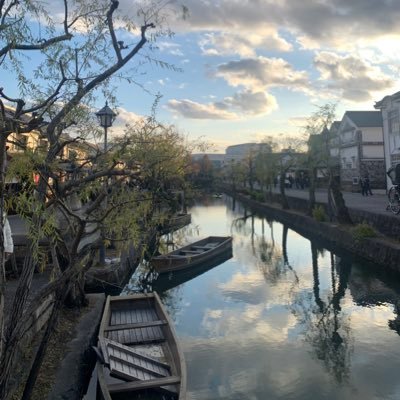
[272,187,392,217]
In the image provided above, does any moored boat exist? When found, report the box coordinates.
[96,293,186,399]
[151,236,233,274]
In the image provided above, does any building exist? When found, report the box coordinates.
[338,111,385,191]
[375,91,400,189]
[224,143,271,164]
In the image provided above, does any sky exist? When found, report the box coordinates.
[112,0,400,152]
[6,0,400,152]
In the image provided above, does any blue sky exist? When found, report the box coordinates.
[5,0,400,152]
[105,0,400,152]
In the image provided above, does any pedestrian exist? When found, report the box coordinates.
[2,145,14,260]
[359,176,366,196]
[364,176,373,196]
[3,212,13,260]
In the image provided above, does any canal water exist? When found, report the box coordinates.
[125,195,400,400]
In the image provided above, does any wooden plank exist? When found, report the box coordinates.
[109,354,168,378]
[105,339,171,370]
[108,376,180,394]
[104,320,167,332]
[120,309,128,325]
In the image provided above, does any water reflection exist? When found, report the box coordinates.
[125,196,400,400]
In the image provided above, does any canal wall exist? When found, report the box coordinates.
[227,190,400,274]
[267,191,400,239]
[84,241,141,293]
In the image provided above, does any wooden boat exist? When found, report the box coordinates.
[96,293,186,399]
[151,249,233,292]
[151,236,232,273]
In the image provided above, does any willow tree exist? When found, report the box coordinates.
[304,104,352,224]
[0,1,187,398]
[254,137,277,198]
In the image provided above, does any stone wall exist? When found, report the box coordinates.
[340,167,360,192]
[262,191,400,239]
[360,159,386,189]
[226,189,400,274]
[85,241,141,293]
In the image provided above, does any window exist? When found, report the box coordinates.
[388,109,400,135]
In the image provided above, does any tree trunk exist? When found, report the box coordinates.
[0,252,35,400]
[64,273,87,308]
[0,132,7,367]
[307,167,316,216]
[329,176,352,224]
[279,173,289,210]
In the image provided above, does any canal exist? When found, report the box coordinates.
[125,195,400,400]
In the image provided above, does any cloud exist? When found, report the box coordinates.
[167,99,237,120]
[216,90,278,115]
[167,0,400,52]
[314,51,395,101]
[214,57,309,92]
[110,107,143,137]
[199,31,292,58]
[167,90,277,120]
[156,41,184,56]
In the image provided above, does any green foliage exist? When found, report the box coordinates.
[312,205,327,222]
[351,222,377,242]
[250,191,265,202]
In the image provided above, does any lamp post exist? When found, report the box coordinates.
[95,101,116,264]
[96,101,116,152]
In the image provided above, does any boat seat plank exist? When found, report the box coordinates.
[204,242,219,248]
[108,376,181,394]
[109,354,168,378]
[104,339,170,382]
[105,319,167,332]
[105,339,170,370]
[106,326,165,345]
[180,250,203,254]
[191,246,211,250]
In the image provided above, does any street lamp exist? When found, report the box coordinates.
[96,101,116,152]
[95,101,116,265]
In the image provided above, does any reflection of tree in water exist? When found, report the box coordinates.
[293,246,354,384]
[124,261,183,323]
[231,212,300,288]
[230,209,254,237]
[158,224,201,253]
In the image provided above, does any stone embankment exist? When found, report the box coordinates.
[227,189,400,274]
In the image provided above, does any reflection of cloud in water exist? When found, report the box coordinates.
[219,271,268,304]
[219,269,301,307]
[200,303,297,344]
[181,335,334,400]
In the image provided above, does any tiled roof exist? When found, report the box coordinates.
[345,111,382,127]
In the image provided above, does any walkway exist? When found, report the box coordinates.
[272,187,392,217]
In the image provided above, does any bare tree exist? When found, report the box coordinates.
[0,1,188,398]
[304,104,352,223]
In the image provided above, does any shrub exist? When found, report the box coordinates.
[351,222,377,242]
[312,205,327,222]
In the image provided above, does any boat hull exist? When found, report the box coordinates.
[151,236,233,273]
[96,293,186,399]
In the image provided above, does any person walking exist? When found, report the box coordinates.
[359,176,366,196]
[364,176,373,196]
[3,212,13,260]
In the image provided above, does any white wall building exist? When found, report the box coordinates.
[338,111,385,191]
[375,91,400,188]
[225,143,271,164]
